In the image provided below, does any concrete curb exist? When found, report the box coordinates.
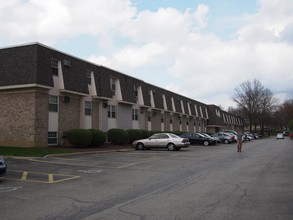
[44,148,134,158]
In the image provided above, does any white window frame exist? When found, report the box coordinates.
[49,95,58,112]
[108,105,116,118]
[85,101,92,116]
[132,109,138,121]
[48,132,58,145]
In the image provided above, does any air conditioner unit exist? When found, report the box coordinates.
[62,96,70,103]
[63,60,71,67]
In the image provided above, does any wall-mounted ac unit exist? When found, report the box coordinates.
[63,60,71,67]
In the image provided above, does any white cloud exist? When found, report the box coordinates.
[0,0,136,44]
[1,0,293,110]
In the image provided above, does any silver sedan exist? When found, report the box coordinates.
[132,133,190,151]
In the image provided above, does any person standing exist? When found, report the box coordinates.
[236,130,244,152]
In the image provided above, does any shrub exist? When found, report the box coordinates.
[107,128,129,145]
[88,129,106,147]
[66,129,92,147]
[127,129,144,143]
[142,130,152,138]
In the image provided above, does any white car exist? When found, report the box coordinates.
[276,133,284,139]
[132,133,190,151]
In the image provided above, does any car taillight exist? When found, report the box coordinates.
[182,138,189,143]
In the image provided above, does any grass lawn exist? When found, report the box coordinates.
[0,146,74,157]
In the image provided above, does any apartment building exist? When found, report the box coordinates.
[0,43,243,147]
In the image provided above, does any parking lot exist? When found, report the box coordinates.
[2,137,293,220]
[2,150,181,184]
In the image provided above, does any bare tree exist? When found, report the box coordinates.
[257,88,279,132]
[233,79,278,132]
[274,99,293,130]
[233,79,262,131]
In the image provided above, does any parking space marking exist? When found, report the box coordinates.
[3,170,80,184]
[29,157,129,168]
[21,171,28,181]
[0,186,23,193]
[27,152,180,170]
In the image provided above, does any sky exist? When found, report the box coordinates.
[1,0,293,110]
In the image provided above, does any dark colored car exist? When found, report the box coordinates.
[0,157,7,177]
[211,132,234,144]
[180,132,216,146]
[200,132,221,143]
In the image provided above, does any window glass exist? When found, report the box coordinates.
[132,109,138,121]
[110,78,116,91]
[49,95,58,112]
[108,105,116,118]
[51,58,58,75]
[85,101,92,116]
[48,132,58,145]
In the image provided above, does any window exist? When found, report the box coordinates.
[51,58,58,75]
[170,115,173,124]
[108,105,116,118]
[86,70,91,84]
[134,86,138,100]
[49,95,58,112]
[147,111,151,121]
[161,114,164,123]
[110,78,116,91]
[85,101,92,116]
[132,109,138,121]
[48,132,58,145]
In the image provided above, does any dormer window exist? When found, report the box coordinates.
[86,70,91,85]
[134,86,138,100]
[110,78,116,91]
[51,58,58,76]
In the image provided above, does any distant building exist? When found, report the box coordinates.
[0,43,244,147]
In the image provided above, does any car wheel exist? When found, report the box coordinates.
[203,141,209,146]
[136,143,145,150]
[224,139,229,144]
[167,143,176,151]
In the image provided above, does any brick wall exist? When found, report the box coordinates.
[0,89,48,147]
[59,94,81,143]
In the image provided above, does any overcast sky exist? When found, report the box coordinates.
[1,0,293,110]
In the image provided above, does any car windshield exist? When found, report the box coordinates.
[202,133,211,137]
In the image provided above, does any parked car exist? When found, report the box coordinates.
[200,133,221,143]
[132,133,190,151]
[283,131,290,136]
[224,130,237,135]
[276,133,284,139]
[211,132,235,144]
[180,133,216,146]
[0,157,7,177]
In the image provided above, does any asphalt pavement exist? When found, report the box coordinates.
[1,136,293,220]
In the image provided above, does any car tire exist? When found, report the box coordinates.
[203,141,209,146]
[136,143,145,150]
[224,139,229,144]
[167,143,176,151]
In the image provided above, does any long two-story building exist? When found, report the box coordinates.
[0,43,243,147]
